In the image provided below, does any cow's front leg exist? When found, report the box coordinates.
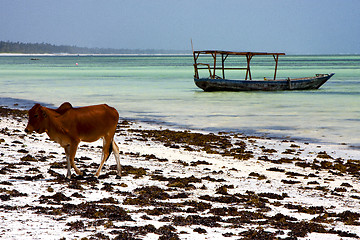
[69,141,82,176]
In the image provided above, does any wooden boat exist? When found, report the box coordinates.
[195,73,334,91]
[193,50,334,91]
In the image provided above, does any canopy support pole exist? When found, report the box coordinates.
[221,54,227,79]
[246,54,253,80]
[193,52,200,79]
[273,54,279,80]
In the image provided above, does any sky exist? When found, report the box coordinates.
[1,0,359,54]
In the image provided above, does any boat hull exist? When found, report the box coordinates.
[194,73,334,91]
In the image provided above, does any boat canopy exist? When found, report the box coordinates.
[193,50,285,80]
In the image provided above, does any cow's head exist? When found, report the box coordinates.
[25,104,47,134]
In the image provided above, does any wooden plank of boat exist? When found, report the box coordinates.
[194,73,334,91]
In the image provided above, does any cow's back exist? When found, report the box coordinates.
[60,104,119,142]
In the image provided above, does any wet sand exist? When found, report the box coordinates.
[0,106,359,239]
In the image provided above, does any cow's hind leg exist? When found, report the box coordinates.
[95,137,112,177]
[64,146,72,179]
[112,141,121,178]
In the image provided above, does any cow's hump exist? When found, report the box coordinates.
[56,102,73,114]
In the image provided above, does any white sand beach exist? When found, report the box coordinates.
[0,107,359,240]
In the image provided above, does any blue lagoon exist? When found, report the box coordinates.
[0,54,359,148]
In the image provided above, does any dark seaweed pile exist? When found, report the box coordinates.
[0,106,28,118]
[0,107,359,239]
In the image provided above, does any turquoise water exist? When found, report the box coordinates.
[0,55,359,148]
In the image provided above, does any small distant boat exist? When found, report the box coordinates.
[192,50,334,91]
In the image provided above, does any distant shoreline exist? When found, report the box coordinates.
[1,53,360,57]
[0,41,190,55]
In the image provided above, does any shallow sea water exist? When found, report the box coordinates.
[0,54,359,147]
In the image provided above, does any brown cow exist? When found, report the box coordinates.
[25,102,121,179]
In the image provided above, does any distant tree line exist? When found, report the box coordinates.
[0,41,189,54]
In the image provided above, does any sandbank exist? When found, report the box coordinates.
[0,107,359,239]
